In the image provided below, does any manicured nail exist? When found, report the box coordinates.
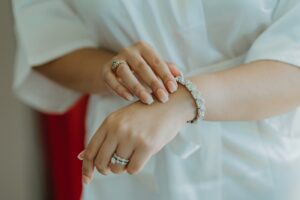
[77,150,85,160]
[83,175,91,184]
[157,88,168,103]
[125,93,134,101]
[146,95,154,104]
[167,80,177,93]
[140,91,154,104]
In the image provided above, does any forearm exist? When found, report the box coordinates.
[172,60,300,122]
[34,48,115,95]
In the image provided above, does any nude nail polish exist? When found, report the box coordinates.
[125,93,135,101]
[167,80,177,93]
[146,95,154,104]
[157,88,168,103]
[140,91,154,104]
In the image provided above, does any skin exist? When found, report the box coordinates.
[35,42,181,104]
[108,41,180,103]
[79,84,195,182]
[35,45,300,184]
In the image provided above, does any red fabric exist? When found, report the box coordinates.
[40,96,88,200]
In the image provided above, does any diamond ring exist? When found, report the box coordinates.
[110,153,129,166]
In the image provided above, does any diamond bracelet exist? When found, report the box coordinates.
[175,75,206,123]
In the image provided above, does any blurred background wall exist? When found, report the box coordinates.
[0,1,46,199]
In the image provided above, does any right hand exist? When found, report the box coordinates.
[100,41,182,104]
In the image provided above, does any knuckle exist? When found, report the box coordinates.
[116,122,129,134]
[153,57,161,66]
[126,132,136,141]
[136,61,147,72]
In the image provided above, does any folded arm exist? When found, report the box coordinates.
[34,48,115,95]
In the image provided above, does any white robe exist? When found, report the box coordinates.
[12,0,300,199]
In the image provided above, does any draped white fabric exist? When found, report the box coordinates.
[12,0,300,199]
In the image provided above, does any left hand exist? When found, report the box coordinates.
[78,84,196,184]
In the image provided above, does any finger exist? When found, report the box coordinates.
[126,147,152,175]
[82,129,107,183]
[132,75,152,93]
[109,141,134,174]
[141,46,178,94]
[103,70,135,101]
[94,134,118,175]
[115,62,154,105]
[126,55,169,103]
[82,156,94,184]
[166,62,182,77]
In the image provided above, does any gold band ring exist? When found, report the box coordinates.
[111,60,127,73]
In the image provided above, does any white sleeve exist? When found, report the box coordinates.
[244,0,300,68]
[167,0,300,169]
[12,0,99,113]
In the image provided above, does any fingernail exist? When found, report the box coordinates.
[125,93,134,101]
[141,91,154,104]
[157,88,168,103]
[179,71,184,76]
[167,80,177,93]
[77,150,85,160]
[83,175,91,184]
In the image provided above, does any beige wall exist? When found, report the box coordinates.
[0,1,46,200]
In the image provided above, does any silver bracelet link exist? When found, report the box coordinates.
[175,75,206,123]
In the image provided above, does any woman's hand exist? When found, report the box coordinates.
[101,41,182,104]
[79,84,196,184]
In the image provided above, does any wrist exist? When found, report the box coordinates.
[166,83,198,125]
[133,75,204,125]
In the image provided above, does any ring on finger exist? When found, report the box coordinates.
[110,153,129,166]
[111,60,127,73]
